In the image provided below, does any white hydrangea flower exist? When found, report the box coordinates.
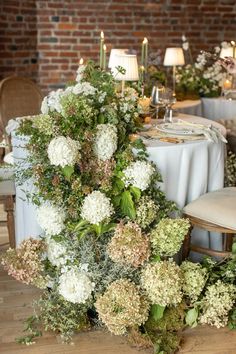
[75,64,86,82]
[37,204,66,235]
[123,160,155,191]
[47,238,68,267]
[47,136,80,167]
[58,267,95,304]
[93,124,117,161]
[73,82,97,96]
[81,191,114,225]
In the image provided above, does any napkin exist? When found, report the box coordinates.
[177,120,227,143]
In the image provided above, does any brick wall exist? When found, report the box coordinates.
[1,0,236,94]
[0,0,38,82]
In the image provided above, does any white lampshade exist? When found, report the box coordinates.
[110,54,139,81]
[108,49,128,68]
[163,47,185,66]
[220,47,233,58]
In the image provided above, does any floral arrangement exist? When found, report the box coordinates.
[176,41,230,99]
[2,61,236,353]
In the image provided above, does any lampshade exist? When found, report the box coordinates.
[110,54,139,81]
[108,49,128,68]
[220,47,234,58]
[163,47,185,66]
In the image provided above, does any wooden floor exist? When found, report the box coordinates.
[0,205,236,354]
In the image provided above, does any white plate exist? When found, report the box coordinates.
[156,123,203,136]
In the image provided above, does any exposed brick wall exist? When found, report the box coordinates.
[1,0,236,94]
[0,0,38,82]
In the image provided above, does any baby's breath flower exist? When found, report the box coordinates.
[80,190,114,225]
[123,160,155,191]
[107,221,150,268]
[95,279,149,335]
[136,196,159,228]
[150,218,190,257]
[141,260,183,306]
[199,280,236,328]
[180,261,208,302]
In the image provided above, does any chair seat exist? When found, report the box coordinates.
[183,187,236,231]
[0,180,15,196]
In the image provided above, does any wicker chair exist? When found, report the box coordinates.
[182,188,236,259]
[0,76,42,137]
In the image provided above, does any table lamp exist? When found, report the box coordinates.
[220,47,234,58]
[108,49,128,70]
[110,54,139,94]
[164,47,185,96]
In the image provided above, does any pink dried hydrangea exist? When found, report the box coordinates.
[1,238,47,288]
[107,222,150,268]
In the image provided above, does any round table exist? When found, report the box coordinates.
[10,114,226,249]
[201,97,236,121]
[173,100,202,116]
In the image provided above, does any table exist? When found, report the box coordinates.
[173,100,202,116]
[201,97,236,121]
[10,114,226,250]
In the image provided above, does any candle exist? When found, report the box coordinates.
[223,79,232,90]
[143,37,148,70]
[100,31,104,68]
[141,39,145,66]
[231,40,235,58]
[103,44,106,70]
[140,65,145,84]
[79,58,84,65]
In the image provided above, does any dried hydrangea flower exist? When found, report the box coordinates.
[107,221,150,268]
[95,279,149,335]
[141,260,183,306]
[136,196,159,228]
[150,218,190,257]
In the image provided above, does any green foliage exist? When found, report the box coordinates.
[185,308,198,328]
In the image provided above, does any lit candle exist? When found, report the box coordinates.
[103,44,106,70]
[231,40,236,58]
[79,58,84,65]
[223,79,232,90]
[100,31,104,68]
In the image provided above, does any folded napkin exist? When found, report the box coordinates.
[176,120,227,143]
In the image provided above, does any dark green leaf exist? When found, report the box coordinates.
[120,191,136,219]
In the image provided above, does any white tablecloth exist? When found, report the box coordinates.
[173,100,202,117]
[201,97,236,121]
[11,114,226,249]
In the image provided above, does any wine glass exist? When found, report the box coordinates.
[158,87,176,123]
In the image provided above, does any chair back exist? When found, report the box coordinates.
[0,76,43,135]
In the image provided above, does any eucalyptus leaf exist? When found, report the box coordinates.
[120,190,136,219]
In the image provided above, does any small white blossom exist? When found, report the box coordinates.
[94,124,117,161]
[183,42,189,51]
[73,82,97,96]
[58,267,95,304]
[81,191,114,225]
[47,238,68,267]
[75,65,86,82]
[37,204,66,235]
[123,160,155,191]
[47,136,80,167]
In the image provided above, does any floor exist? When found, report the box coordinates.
[0,205,236,354]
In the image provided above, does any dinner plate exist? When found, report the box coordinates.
[156,123,203,136]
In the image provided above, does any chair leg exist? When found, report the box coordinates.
[182,226,193,260]
[225,233,233,252]
[4,196,15,248]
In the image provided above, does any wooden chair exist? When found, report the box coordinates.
[0,180,15,248]
[182,187,236,259]
[0,76,42,138]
